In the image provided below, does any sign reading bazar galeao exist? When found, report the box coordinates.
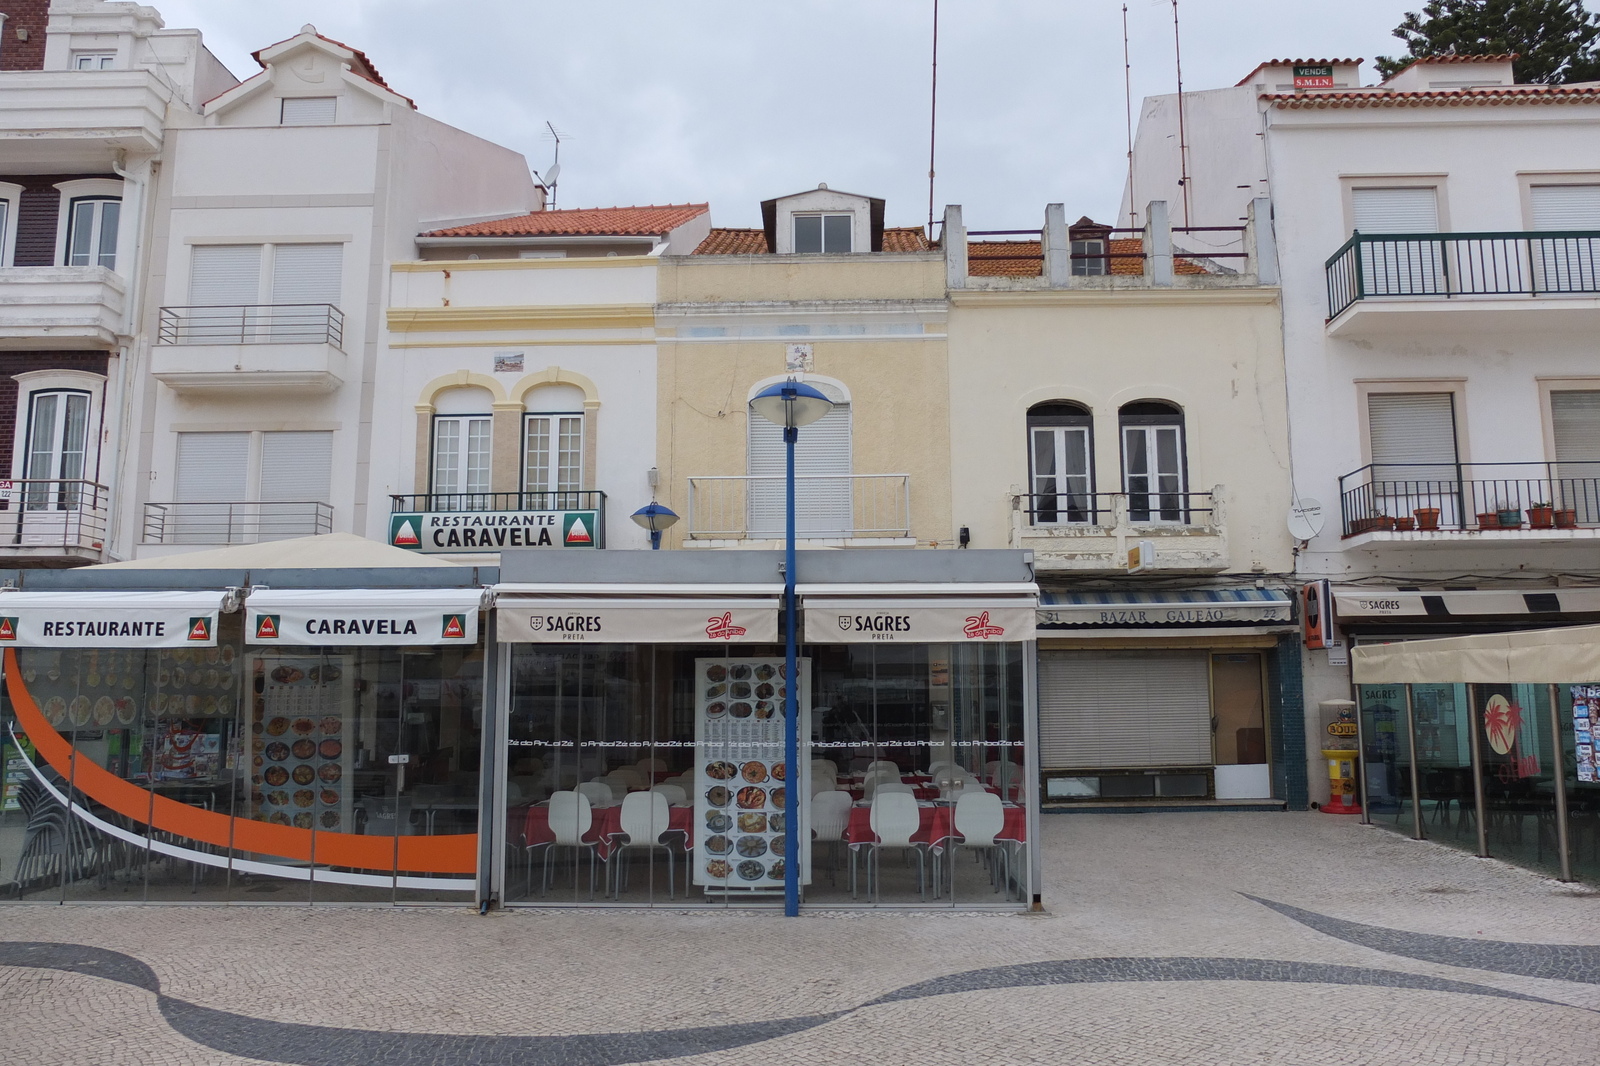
[390,510,599,553]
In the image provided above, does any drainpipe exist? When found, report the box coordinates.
[105,153,154,561]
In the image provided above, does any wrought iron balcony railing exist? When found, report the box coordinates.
[1326,230,1600,319]
[1020,490,1215,529]
[1338,462,1600,536]
[156,304,345,347]
[143,501,333,545]
[389,491,606,514]
[0,479,108,553]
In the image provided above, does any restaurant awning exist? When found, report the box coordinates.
[91,532,459,570]
[246,588,484,646]
[1334,586,1600,621]
[800,583,1038,644]
[492,585,782,644]
[0,590,227,647]
[1037,588,1292,629]
[1351,624,1600,684]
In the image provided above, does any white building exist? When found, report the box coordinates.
[1127,56,1600,805]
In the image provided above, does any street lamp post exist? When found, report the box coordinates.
[629,501,680,550]
[749,378,834,916]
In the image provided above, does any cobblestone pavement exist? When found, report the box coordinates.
[0,812,1596,1066]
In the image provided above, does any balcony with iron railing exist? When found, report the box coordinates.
[1338,462,1600,545]
[388,491,607,553]
[142,501,333,546]
[0,480,109,563]
[150,304,347,393]
[1011,488,1229,573]
[684,475,910,543]
[1324,231,1600,334]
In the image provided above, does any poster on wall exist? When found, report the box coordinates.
[248,654,356,835]
[1573,685,1598,783]
[693,657,811,893]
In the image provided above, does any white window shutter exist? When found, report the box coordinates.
[1351,187,1439,232]
[747,382,851,536]
[281,97,337,125]
[1531,185,1600,230]
[260,432,333,502]
[1552,391,1600,522]
[176,433,248,501]
[1038,651,1214,768]
[271,244,342,306]
[188,245,262,305]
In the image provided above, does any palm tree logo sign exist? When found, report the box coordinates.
[1483,694,1522,756]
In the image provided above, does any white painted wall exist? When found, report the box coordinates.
[770,187,874,254]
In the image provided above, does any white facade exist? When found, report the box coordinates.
[1127,58,1600,802]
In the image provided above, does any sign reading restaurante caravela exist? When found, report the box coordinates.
[389,510,601,553]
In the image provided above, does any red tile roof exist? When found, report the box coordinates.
[251,29,415,109]
[424,204,710,239]
[1236,59,1363,86]
[691,226,932,254]
[966,239,1209,277]
[1265,84,1600,109]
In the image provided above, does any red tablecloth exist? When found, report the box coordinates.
[843,803,1025,850]
[524,804,693,860]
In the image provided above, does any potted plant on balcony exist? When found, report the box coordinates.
[1528,502,1556,529]
[1556,506,1579,529]
[1497,506,1523,529]
[1476,510,1500,530]
[1394,515,1416,531]
[1413,506,1442,531]
[1349,511,1397,535]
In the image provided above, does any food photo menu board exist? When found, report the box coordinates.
[693,658,811,893]
[1574,685,1598,783]
[248,655,355,834]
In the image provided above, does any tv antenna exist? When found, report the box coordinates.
[533,122,565,210]
[926,0,940,240]
[1123,4,1137,228]
[1171,0,1192,227]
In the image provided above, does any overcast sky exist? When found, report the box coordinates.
[156,1,1445,229]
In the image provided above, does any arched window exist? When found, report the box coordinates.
[431,386,494,508]
[523,383,586,509]
[1119,400,1187,523]
[1027,402,1094,525]
[747,377,851,537]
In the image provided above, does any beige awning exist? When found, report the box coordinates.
[93,533,460,570]
[1351,624,1600,684]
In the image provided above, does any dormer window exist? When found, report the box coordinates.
[1071,239,1108,276]
[281,97,337,125]
[73,52,116,70]
[794,213,851,254]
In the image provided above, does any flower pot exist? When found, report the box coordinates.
[1476,512,1499,530]
[1497,509,1523,529]
[1413,507,1441,531]
[1556,509,1579,529]
[1394,516,1416,531]
[1349,516,1396,535]
[1528,506,1555,529]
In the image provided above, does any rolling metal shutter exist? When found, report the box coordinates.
[1352,188,1442,296]
[1351,187,1439,232]
[188,245,261,305]
[1530,186,1600,292]
[1552,391,1600,523]
[270,243,342,305]
[1367,392,1457,484]
[175,432,248,501]
[1038,650,1213,769]
[1530,185,1600,229]
[260,431,333,502]
[747,381,851,536]
[280,97,337,125]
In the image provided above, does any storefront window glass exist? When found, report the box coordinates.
[1561,685,1600,886]
[1357,683,1414,833]
[1474,683,1561,878]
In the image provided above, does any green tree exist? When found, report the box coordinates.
[1375,0,1600,84]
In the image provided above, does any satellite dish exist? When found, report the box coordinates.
[1287,498,1325,542]
[543,162,560,186]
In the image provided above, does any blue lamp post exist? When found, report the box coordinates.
[629,501,679,550]
[749,378,834,916]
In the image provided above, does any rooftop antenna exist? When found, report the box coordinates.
[533,122,564,211]
[1123,4,1138,228]
[926,0,940,241]
[1171,0,1192,227]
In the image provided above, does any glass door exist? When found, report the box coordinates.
[1212,653,1270,800]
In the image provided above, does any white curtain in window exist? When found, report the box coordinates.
[1031,426,1093,523]
[23,392,90,511]
[1122,424,1185,522]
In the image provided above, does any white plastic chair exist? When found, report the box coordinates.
[810,789,853,886]
[635,756,668,772]
[811,758,839,777]
[809,776,834,797]
[866,790,925,901]
[576,781,615,808]
[952,790,1010,898]
[865,760,900,777]
[602,769,644,794]
[613,790,677,899]
[536,790,597,898]
[651,784,688,807]
[874,782,915,796]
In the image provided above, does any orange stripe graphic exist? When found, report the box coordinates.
[5,649,478,874]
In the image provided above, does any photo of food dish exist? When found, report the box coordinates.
[755,683,775,700]
[754,700,775,719]
[270,666,305,684]
[266,717,290,736]
[729,702,753,719]
[68,696,92,727]
[263,766,289,787]
[769,812,786,833]
[735,786,766,809]
[205,669,220,689]
[705,859,731,879]
[705,811,733,833]
[770,787,785,810]
[291,765,316,786]
[770,835,786,856]
[172,667,186,687]
[292,718,315,735]
[737,859,764,881]
[740,761,768,784]
[220,646,235,665]
[291,738,316,760]
[266,789,289,807]
[185,694,203,715]
[320,789,340,806]
[704,761,737,780]
[729,664,752,681]
[705,702,726,719]
[43,697,66,726]
[705,785,730,807]
[730,681,752,700]
[767,859,785,880]
[265,741,291,762]
[321,716,341,735]
[293,789,315,808]
[736,835,767,858]
[754,663,775,682]
[320,810,340,829]
[114,698,137,727]
[205,647,220,665]
[309,665,341,683]
[771,763,786,781]
[704,835,731,855]
[293,811,315,829]
[318,763,342,784]
[202,696,219,716]
[705,682,726,699]
[737,812,767,833]
[705,664,727,683]
[319,739,341,759]
[269,811,291,826]
[89,696,115,726]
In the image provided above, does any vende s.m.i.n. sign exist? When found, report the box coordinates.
[390,510,601,553]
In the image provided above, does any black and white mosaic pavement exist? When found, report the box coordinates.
[0,937,1589,1066]
[1247,894,1600,985]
